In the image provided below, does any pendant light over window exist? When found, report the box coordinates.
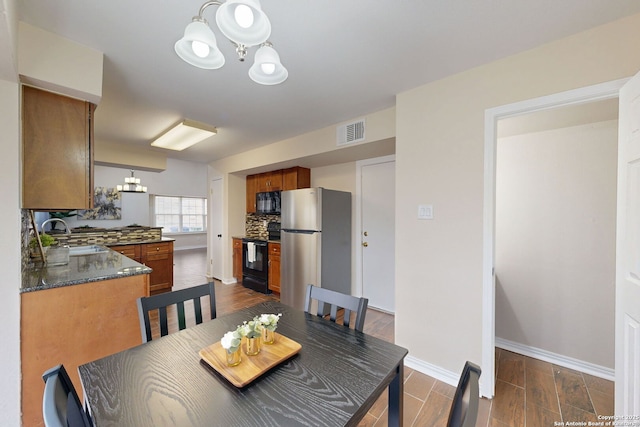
[174,0,288,85]
[117,170,147,193]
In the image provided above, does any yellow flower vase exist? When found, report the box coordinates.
[244,337,261,356]
[226,348,242,367]
[262,328,276,345]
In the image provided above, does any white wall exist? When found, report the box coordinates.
[395,13,640,385]
[495,120,617,369]
[212,108,395,282]
[42,158,209,250]
[18,22,103,104]
[0,0,21,423]
[0,78,21,427]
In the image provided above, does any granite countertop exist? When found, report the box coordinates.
[21,248,152,293]
[233,236,281,244]
[104,237,175,247]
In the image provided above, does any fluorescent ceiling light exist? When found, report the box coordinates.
[151,120,217,151]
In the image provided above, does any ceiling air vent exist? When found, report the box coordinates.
[337,119,366,146]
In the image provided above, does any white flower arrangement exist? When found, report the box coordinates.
[223,314,283,350]
[220,329,242,353]
[238,317,263,339]
[259,313,282,331]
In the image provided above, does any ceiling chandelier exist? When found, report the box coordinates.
[117,170,147,193]
[175,0,288,85]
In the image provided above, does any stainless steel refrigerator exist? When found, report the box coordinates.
[280,187,352,310]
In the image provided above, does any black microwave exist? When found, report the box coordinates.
[256,191,281,214]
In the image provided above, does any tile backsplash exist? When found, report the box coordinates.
[246,213,280,239]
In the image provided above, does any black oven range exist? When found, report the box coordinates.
[241,237,270,294]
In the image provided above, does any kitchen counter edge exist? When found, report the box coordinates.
[21,249,152,294]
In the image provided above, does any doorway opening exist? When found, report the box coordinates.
[482,78,628,398]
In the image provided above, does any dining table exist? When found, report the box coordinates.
[78,301,408,426]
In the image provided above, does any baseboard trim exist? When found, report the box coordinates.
[405,356,459,388]
[221,277,237,285]
[496,337,614,381]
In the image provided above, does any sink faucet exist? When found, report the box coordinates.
[41,218,71,235]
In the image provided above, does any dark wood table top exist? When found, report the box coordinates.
[79,301,408,426]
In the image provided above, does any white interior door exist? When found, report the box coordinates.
[616,70,640,415]
[210,178,223,280]
[360,159,395,312]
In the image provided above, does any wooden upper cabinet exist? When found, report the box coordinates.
[22,86,95,210]
[246,174,257,213]
[246,167,311,213]
[256,170,283,192]
[282,167,311,190]
[267,170,283,191]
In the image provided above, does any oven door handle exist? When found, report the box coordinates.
[242,240,268,247]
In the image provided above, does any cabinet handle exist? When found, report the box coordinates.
[156,247,160,251]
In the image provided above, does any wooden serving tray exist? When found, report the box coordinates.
[199,333,302,387]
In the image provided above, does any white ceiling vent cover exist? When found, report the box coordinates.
[337,119,366,146]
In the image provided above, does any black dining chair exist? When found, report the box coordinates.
[137,281,217,343]
[304,284,369,332]
[42,364,93,427]
[446,361,482,427]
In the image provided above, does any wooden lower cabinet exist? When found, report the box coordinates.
[21,274,149,427]
[111,241,173,295]
[109,243,141,261]
[268,242,281,293]
[141,241,174,295]
[233,238,242,282]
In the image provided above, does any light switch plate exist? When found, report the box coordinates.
[418,204,433,220]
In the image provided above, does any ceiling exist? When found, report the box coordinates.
[17,1,640,164]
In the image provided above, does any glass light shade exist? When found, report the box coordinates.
[234,4,254,28]
[191,40,210,58]
[261,62,275,75]
[249,45,288,85]
[216,0,271,47]
[174,21,225,69]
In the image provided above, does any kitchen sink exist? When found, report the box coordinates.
[68,245,110,256]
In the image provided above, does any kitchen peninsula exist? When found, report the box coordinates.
[20,225,172,426]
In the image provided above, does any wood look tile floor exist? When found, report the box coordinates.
[168,249,614,427]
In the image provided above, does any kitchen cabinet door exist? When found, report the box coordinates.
[268,242,281,293]
[246,174,257,213]
[22,86,95,210]
[109,244,142,262]
[282,167,310,190]
[256,170,283,192]
[142,241,174,295]
[266,170,283,190]
[233,238,243,282]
